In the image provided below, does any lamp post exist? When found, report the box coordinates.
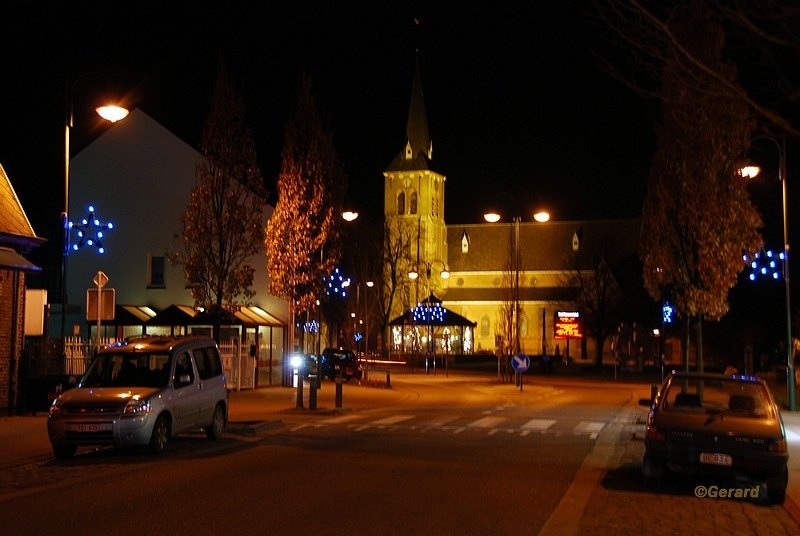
[484,208,550,382]
[741,135,795,411]
[408,260,449,371]
[60,80,128,343]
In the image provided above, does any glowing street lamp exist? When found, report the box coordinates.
[483,207,551,381]
[741,135,794,411]
[60,80,128,341]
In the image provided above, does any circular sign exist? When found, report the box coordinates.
[511,353,530,373]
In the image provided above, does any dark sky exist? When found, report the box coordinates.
[2,1,657,245]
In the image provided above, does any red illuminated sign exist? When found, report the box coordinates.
[554,311,582,339]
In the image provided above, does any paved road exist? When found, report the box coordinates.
[1,371,799,535]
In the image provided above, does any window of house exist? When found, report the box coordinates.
[148,255,165,289]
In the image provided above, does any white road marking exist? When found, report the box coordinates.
[521,419,557,430]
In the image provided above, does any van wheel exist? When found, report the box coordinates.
[205,404,226,440]
[149,415,170,455]
[53,443,77,459]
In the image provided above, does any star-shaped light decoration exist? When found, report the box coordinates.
[743,245,784,282]
[70,205,115,254]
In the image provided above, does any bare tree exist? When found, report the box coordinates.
[561,246,625,369]
[380,218,415,355]
[590,0,800,137]
[173,64,266,341]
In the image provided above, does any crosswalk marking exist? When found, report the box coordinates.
[468,416,507,428]
[288,413,608,438]
[371,415,415,425]
[521,419,557,430]
[320,414,362,424]
[574,421,605,434]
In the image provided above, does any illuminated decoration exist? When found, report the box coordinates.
[69,205,114,254]
[325,267,350,297]
[554,311,583,339]
[662,301,674,325]
[743,246,784,281]
[354,331,363,343]
[463,327,473,353]
[412,301,446,323]
[304,319,319,333]
[392,326,402,349]
[442,327,451,352]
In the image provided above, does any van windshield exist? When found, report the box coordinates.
[80,353,171,388]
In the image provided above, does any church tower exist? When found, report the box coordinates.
[384,54,448,317]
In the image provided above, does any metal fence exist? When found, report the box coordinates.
[24,336,256,391]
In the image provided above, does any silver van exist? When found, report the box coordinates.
[47,335,228,458]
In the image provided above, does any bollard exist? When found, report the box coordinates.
[335,375,343,408]
[309,380,317,410]
[296,373,304,409]
[385,370,391,388]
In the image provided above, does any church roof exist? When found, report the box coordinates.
[447,218,642,273]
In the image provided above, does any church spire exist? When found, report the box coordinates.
[405,52,432,162]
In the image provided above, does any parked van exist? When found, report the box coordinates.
[47,335,228,458]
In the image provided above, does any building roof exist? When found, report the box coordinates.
[0,246,40,271]
[0,162,44,251]
[447,218,641,273]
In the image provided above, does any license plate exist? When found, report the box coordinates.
[67,423,112,433]
[700,452,732,466]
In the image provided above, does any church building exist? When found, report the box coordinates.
[383,55,642,364]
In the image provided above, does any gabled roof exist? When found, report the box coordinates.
[146,304,197,327]
[0,162,43,249]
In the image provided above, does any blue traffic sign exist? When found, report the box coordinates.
[511,353,530,373]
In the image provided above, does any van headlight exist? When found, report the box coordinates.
[49,398,64,417]
[122,397,151,418]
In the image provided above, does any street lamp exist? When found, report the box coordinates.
[483,208,551,381]
[60,80,128,342]
[740,135,795,411]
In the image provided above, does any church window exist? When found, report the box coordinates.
[480,315,490,337]
[397,192,405,215]
[410,192,418,215]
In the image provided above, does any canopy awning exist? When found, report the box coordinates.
[146,304,197,327]
[0,246,40,271]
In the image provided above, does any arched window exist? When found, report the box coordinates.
[480,315,490,337]
[397,192,405,215]
[410,192,418,215]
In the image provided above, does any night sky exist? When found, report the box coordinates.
[2,1,657,246]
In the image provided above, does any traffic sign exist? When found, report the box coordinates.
[511,353,530,373]
[93,270,109,289]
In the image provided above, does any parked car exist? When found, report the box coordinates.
[639,371,788,503]
[47,335,228,458]
[319,347,363,380]
[290,353,319,378]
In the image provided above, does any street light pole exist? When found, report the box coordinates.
[742,135,795,411]
[60,79,128,343]
[778,136,796,411]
